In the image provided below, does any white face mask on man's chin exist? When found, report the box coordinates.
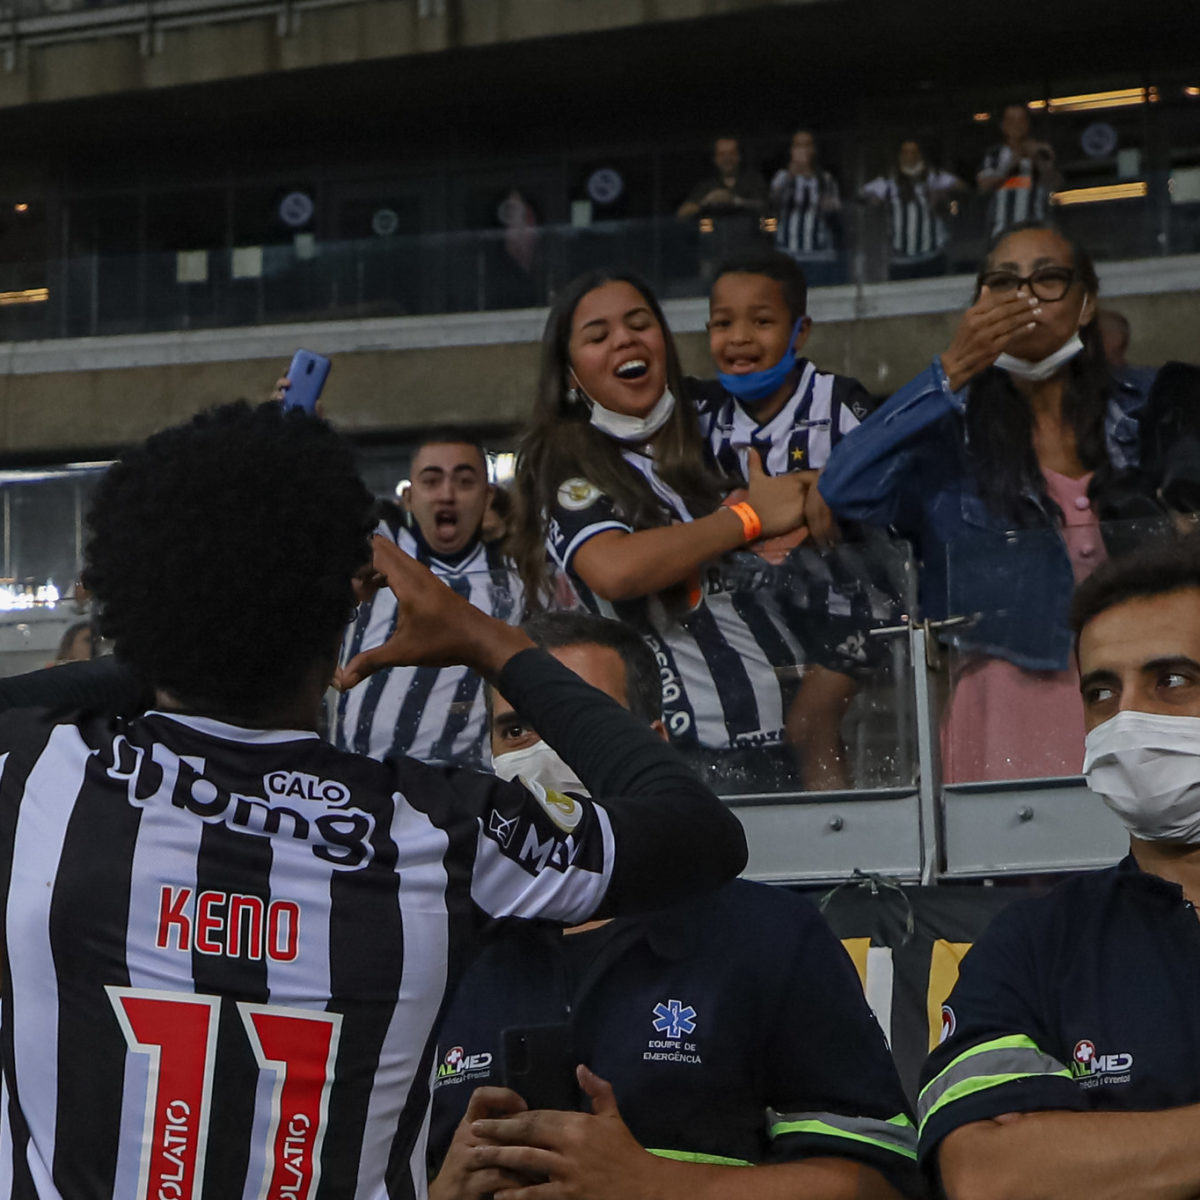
[1083,710,1200,845]
[492,740,588,797]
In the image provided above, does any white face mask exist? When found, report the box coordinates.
[492,739,588,797]
[1082,710,1200,844]
[994,294,1090,382]
[587,388,676,443]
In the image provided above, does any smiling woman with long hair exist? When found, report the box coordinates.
[510,268,812,787]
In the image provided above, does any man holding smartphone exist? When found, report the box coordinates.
[428,611,920,1200]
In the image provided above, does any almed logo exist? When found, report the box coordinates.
[1072,1037,1133,1085]
[652,999,697,1040]
[436,1044,493,1082]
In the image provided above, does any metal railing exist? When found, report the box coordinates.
[3,178,1196,343]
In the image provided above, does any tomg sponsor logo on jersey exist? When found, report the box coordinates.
[104,735,375,868]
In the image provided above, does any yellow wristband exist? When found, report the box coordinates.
[728,501,763,543]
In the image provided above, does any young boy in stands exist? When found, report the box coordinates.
[697,252,895,790]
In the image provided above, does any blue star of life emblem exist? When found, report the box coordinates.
[652,999,697,1039]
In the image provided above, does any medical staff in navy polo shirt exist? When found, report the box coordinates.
[430,610,920,1200]
[920,535,1200,1199]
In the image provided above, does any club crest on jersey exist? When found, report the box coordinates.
[105,735,375,870]
[557,477,601,511]
[526,778,584,833]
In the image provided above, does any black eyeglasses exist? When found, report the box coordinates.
[978,267,1076,302]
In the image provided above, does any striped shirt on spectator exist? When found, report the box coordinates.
[978,143,1054,238]
[860,170,960,263]
[335,516,523,766]
[699,362,871,477]
[770,169,841,260]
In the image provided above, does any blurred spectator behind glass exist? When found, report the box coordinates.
[677,136,768,271]
[820,223,1187,783]
[770,130,843,285]
[676,136,767,220]
[976,104,1062,238]
[1098,306,1158,400]
[860,141,965,280]
[52,620,94,666]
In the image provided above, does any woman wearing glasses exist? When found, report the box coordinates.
[819,221,1157,781]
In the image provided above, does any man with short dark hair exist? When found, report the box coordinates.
[919,536,1200,1199]
[429,610,920,1200]
[336,431,524,766]
[677,136,767,220]
[0,402,745,1196]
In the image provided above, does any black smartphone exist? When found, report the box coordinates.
[501,1024,579,1111]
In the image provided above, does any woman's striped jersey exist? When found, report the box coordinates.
[545,456,804,753]
[335,518,523,766]
[0,650,738,1199]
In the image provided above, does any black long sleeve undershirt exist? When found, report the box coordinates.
[0,655,147,714]
[496,647,747,912]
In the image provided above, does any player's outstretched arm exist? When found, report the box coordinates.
[937,1107,1200,1200]
[336,535,535,687]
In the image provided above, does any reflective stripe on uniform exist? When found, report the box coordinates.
[646,1149,752,1167]
[918,1034,1072,1133]
[768,1110,917,1161]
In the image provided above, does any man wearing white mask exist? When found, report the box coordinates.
[428,609,921,1200]
[918,536,1200,1200]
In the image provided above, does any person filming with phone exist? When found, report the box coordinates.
[428,610,920,1200]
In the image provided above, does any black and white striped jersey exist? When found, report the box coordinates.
[545,462,803,754]
[695,374,906,675]
[769,170,840,259]
[0,649,744,1199]
[698,363,872,478]
[335,522,523,766]
[978,144,1053,238]
[860,171,959,262]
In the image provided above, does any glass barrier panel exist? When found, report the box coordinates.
[2,181,1195,342]
[939,515,1181,785]
[542,529,920,798]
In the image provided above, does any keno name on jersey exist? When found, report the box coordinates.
[104,735,376,869]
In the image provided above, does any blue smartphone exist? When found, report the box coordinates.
[282,350,331,414]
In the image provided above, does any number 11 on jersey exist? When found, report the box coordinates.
[107,986,342,1200]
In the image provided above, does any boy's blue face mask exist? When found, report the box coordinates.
[715,317,806,404]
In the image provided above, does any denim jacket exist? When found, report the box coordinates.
[818,358,1151,670]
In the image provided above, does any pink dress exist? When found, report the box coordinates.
[941,470,1104,783]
